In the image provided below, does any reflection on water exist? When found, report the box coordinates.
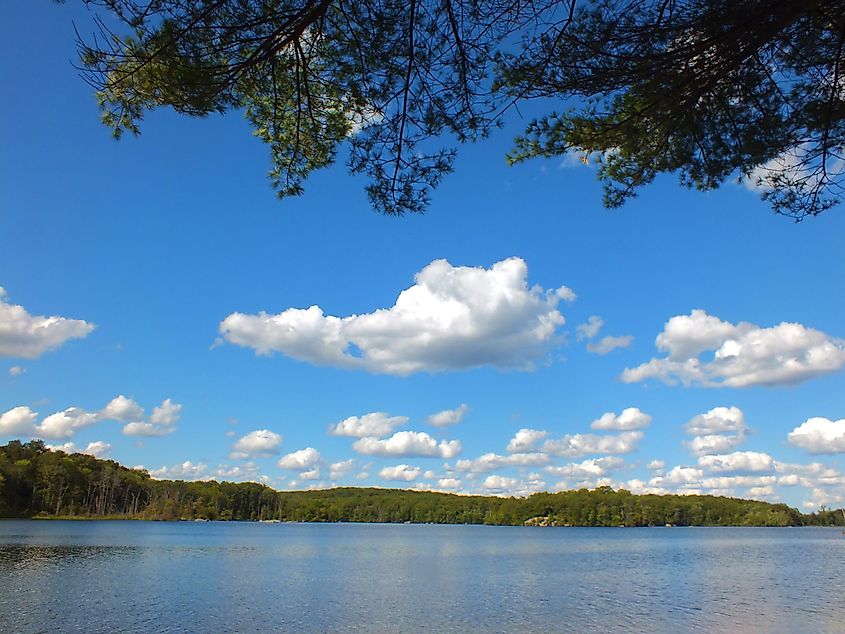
[1,522,843,633]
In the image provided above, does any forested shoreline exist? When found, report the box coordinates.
[2,440,843,527]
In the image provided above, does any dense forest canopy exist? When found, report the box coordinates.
[2,440,843,526]
[66,0,845,219]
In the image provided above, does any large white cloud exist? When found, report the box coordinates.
[328,412,408,438]
[506,428,549,453]
[353,431,461,458]
[0,288,95,359]
[149,399,182,426]
[100,396,145,423]
[788,417,845,454]
[659,466,705,485]
[622,310,845,387]
[427,404,469,427]
[219,257,574,375]
[0,396,182,440]
[0,395,182,439]
[437,477,462,490]
[482,475,519,493]
[542,431,644,457]
[684,406,746,456]
[641,456,845,502]
[299,467,321,480]
[699,475,777,491]
[775,461,843,489]
[698,451,775,474]
[277,447,321,470]
[329,459,356,480]
[37,408,100,439]
[117,398,182,436]
[0,406,38,436]
[687,434,746,456]
[231,429,283,459]
[476,453,542,473]
[379,464,421,481]
[685,406,745,435]
[455,452,550,474]
[545,456,625,478]
[590,408,651,431]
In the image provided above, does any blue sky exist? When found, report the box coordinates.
[2,2,845,509]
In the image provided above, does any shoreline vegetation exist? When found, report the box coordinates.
[2,440,844,527]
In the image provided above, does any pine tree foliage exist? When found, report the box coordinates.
[68,0,845,218]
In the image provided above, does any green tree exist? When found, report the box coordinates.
[503,0,845,220]
[70,0,538,214]
[68,0,845,219]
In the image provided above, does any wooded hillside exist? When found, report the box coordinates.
[2,440,842,527]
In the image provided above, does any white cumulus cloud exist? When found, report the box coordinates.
[114,398,182,437]
[687,434,746,456]
[329,459,356,480]
[660,466,705,485]
[685,406,746,435]
[37,408,100,439]
[328,412,408,438]
[278,447,321,470]
[482,475,519,493]
[150,399,182,426]
[352,431,461,458]
[379,464,421,481]
[0,406,38,436]
[0,287,95,359]
[100,396,145,423]
[454,452,550,474]
[231,429,283,459]
[590,407,652,431]
[545,456,625,478]
[427,404,469,427]
[82,441,111,458]
[698,451,775,473]
[506,428,549,453]
[622,310,845,387]
[542,431,644,457]
[148,461,209,480]
[219,257,573,375]
[437,477,461,490]
[1,396,182,440]
[788,417,845,454]
[299,467,321,480]
[684,406,747,456]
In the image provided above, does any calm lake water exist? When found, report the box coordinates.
[1,521,843,633]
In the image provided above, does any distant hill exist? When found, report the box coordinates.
[2,440,843,527]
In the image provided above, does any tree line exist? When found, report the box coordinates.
[1,440,842,526]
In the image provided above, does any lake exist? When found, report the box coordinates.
[0,521,843,632]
